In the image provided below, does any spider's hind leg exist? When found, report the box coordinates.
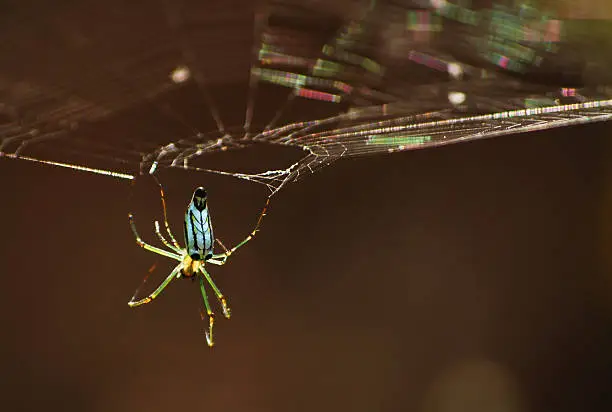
[200,267,231,319]
[199,277,215,347]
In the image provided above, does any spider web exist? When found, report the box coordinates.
[1,0,611,196]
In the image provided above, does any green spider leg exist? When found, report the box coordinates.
[207,198,270,266]
[198,267,231,347]
[128,264,182,307]
[129,214,182,261]
[155,181,182,250]
[199,277,215,347]
[206,239,229,265]
[154,220,182,254]
[200,267,231,318]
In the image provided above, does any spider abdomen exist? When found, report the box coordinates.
[183,187,214,261]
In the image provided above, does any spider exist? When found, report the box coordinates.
[127,181,269,347]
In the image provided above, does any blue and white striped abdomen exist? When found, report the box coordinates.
[183,187,214,260]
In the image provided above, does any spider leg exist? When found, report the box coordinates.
[200,267,231,319]
[154,177,181,249]
[206,258,226,266]
[129,214,182,261]
[199,277,215,347]
[210,198,270,263]
[215,238,229,254]
[206,239,229,265]
[128,265,181,307]
[154,221,182,254]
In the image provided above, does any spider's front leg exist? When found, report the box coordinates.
[128,214,182,261]
[208,198,270,265]
[206,239,229,265]
[209,230,256,263]
[154,221,182,254]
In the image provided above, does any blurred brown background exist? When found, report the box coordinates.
[1,1,612,411]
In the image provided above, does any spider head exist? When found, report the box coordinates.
[192,187,208,211]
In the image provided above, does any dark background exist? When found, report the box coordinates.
[2,0,612,411]
[1,122,612,412]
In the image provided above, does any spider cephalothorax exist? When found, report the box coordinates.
[180,255,201,278]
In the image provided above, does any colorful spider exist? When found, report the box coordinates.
[127,182,269,347]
